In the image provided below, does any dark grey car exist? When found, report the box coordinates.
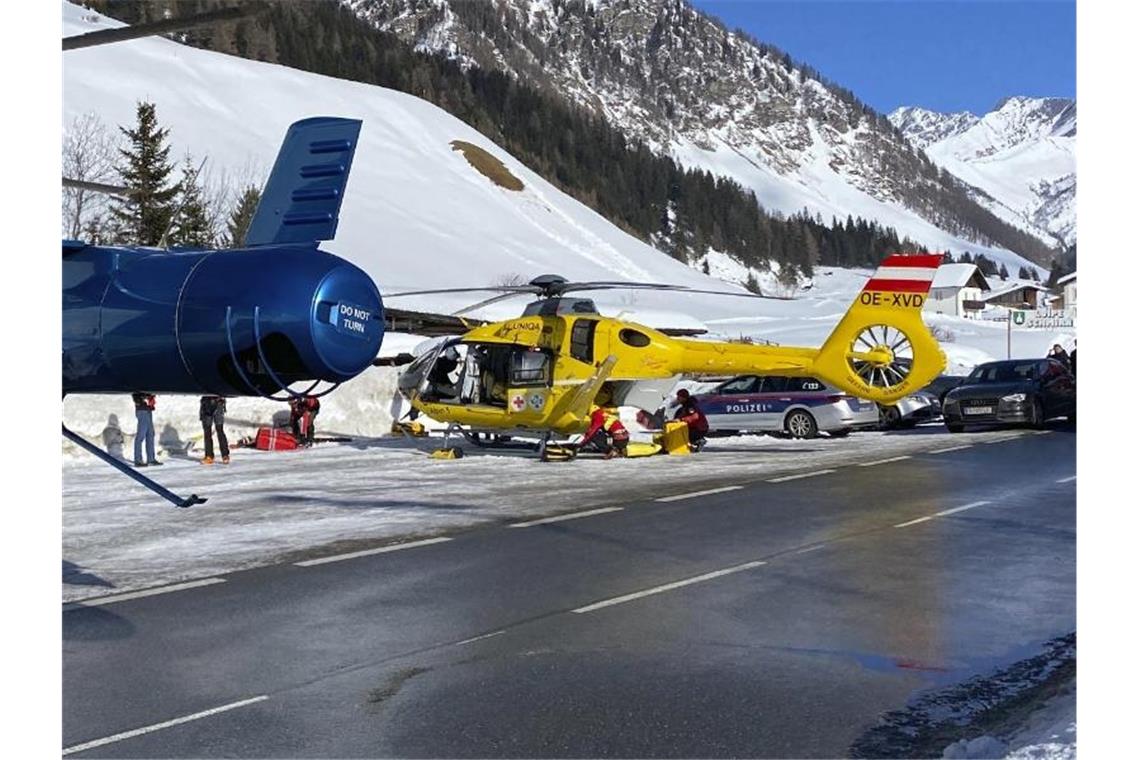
[942,358,1076,432]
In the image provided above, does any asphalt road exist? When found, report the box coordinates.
[63,425,1075,758]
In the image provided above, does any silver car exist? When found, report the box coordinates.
[676,375,880,439]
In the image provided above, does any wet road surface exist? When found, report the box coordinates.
[63,426,1075,757]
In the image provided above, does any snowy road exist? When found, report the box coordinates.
[65,422,1061,603]
[63,427,1075,757]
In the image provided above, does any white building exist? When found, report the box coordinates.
[925,263,991,317]
[1056,272,1077,317]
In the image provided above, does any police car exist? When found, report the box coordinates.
[672,375,880,439]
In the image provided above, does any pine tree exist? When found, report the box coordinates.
[167,155,214,248]
[1018,265,1031,280]
[998,263,1009,281]
[110,101,179,245]
[226,185,262,246]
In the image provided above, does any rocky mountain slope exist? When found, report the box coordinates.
[890,97,1075,248]
[344,0,1056,266]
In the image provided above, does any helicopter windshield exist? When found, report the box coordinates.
[400,341,552,406]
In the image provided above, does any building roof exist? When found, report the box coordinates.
[981,282,1053,302]
[1057,271,1077,285]
[931,263,990,291]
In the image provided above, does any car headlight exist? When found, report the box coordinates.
[1002,393,1027,403]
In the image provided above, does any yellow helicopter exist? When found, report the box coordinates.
[387,254,947,458]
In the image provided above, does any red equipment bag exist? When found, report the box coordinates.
[254,427,299,451]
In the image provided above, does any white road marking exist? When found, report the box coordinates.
[62,696,269,756]
[929,444,973,454]
[509,507,624,527]
[453,630,506,646]
[858,455,911,467]
[936,500,991,517]
[572,560,766,614]
[1056,475,1077,484]
[984,435,1022,444]
[893,515,934,528]
[1030,430,1054,435]
[895,500,992,528]
[294,537,452,567]
[767,469,836,483]
[63,578,226,611]
[794,544,826,555]
[655,485,743,503]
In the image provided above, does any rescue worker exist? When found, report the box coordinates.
[199,395,230,464]
[130,392,161,467]
[288,395,321,446]
[673,388,709,451]
[580,405,630,459]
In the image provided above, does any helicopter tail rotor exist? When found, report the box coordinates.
[812,254,946,403]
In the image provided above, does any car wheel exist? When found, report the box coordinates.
[1029,398,1045,429]
[947,423,964,433]
[879,405,902,430]
[785,410,818,439]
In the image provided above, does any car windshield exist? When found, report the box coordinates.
[968,362,1038,383]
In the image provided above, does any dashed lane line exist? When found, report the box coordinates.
[1056,475,1077,484]
[928,444,974,454]
[63,578,227,612]
[767,469,836,483]
[894,500,992,528]
[858,455,911,467]
[62,696,269,756]
[935,500,992,517]
[572,560,766,614]
[509,507,624,528]
[294,537,452,567]
[655,485,743,503]
[453,630,506,646]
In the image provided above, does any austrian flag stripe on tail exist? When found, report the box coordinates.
[862,254,943,294]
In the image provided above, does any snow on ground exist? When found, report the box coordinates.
[64,423,1032,603]
[940,679,1075,759]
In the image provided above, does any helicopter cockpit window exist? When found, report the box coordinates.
[619,328,651,348]
[570,319,597,364]
[509,348,552,387]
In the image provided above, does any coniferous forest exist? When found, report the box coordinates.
[90,0,1048,278]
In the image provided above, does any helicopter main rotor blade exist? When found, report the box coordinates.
[385,285,539,298]
[63,4,265,51]
[559,282,789,300]
[62,177,133,196]
[452,291,531,317]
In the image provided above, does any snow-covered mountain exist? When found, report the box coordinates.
[343,0,1054,268]
[890,97,1076,248]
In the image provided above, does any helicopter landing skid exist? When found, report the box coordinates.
[62,424,207,508]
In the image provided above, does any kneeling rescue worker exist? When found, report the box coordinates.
[673,388,709,451]
[580,405,630,459]
[289,394,321,446]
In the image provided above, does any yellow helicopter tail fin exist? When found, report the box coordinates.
[811,253,947,404]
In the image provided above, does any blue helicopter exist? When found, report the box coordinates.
[63,116,385,508]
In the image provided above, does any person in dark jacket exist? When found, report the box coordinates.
[1047,344,1071,371]
[1069,339,1076,378]
[130,392,161,467]
[199,395,230,464]
[673,388,709,450]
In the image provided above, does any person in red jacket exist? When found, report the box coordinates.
[673,388,709,451]
[580,406,630,459]
[289,395,321,446]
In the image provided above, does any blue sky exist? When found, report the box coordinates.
[689,0,1075,115]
